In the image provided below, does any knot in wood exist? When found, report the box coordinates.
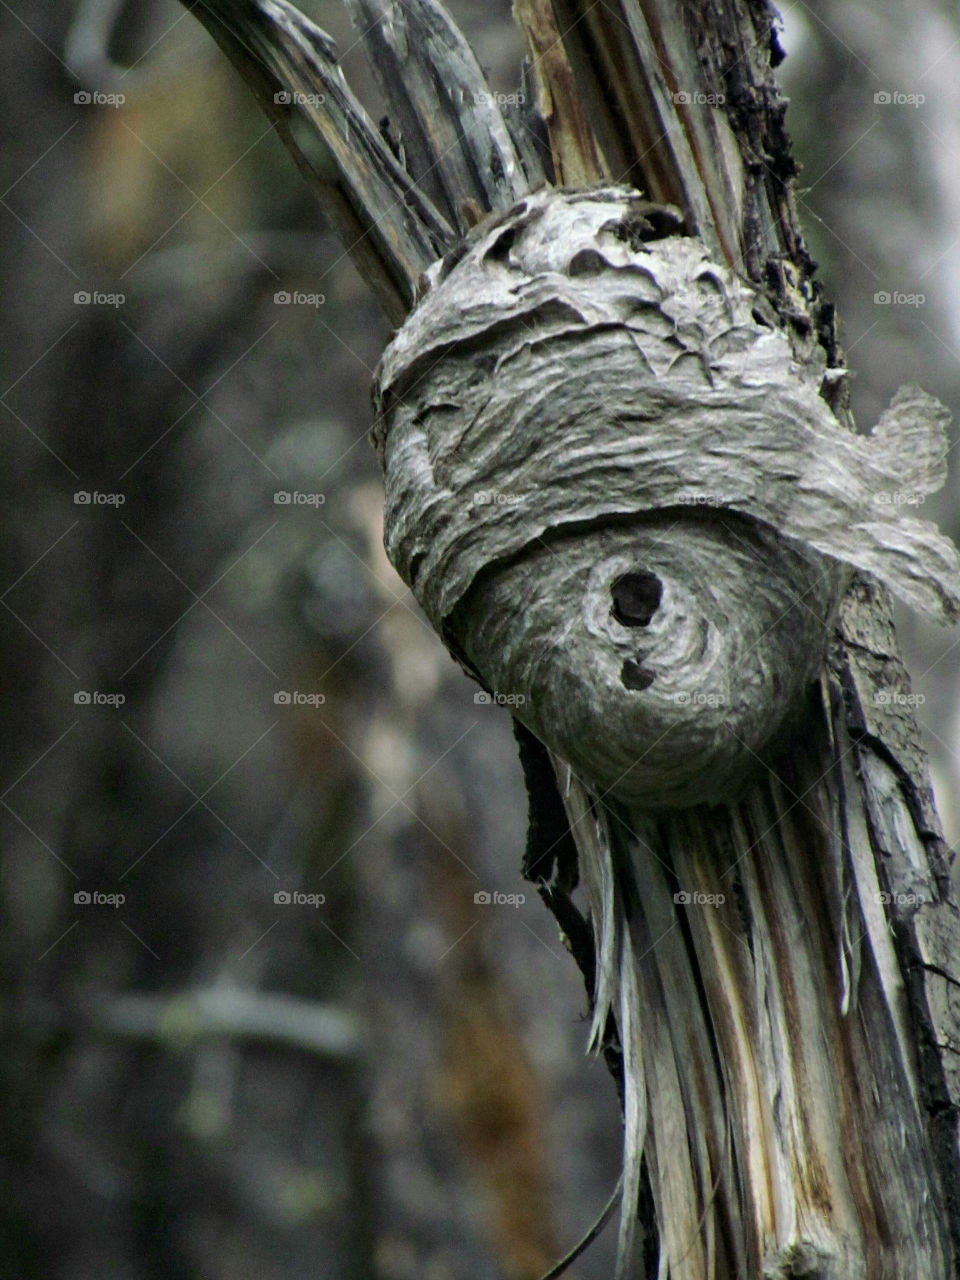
[372,186,960,806]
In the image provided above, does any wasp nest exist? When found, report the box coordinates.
[372,186,960,807]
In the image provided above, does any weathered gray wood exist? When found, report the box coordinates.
[540,691,959,1278]
[512,0,606,186]
[834,579,960,1264]
[538,0,738,263]
[183,0,454,323]
[509,5,960,1272]
[343,0,534,236]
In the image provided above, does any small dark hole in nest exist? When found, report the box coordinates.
[621,658,656,691]
[568,247,607,276]
[484,224,518,264]
[612,203,686,250]
[611,571,662,626]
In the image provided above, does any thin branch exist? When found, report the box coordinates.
[183,0,455,322]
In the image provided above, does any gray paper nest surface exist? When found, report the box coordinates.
[373,186,960,631]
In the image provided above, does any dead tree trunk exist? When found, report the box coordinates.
[179,2,960,1276]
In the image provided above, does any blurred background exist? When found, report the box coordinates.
[0,2,957,1277]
